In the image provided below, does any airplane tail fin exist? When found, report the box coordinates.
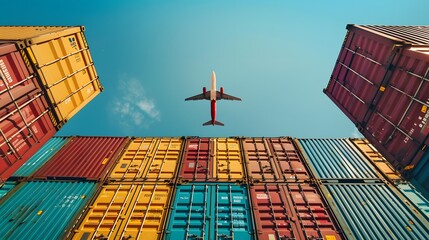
[202,120,224,126]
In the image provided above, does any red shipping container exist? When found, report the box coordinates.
[324,25,429,174]
[0,90,56,181]
[32,136,129,181]
[178,138,212,181]
[249,183,344,240]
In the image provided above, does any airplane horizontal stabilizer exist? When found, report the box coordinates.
[202,120,224,126]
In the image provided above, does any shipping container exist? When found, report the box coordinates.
[242,138,310,183]
[72,182,173,240]
[33,136,129,181]
[320,183,429,239]
[213,138,245,181]
[296,139,380,180]
[178,138,212,181]
[0,181,17,199]
[395,183,429,220]
[324,24,429,175]
[411,151,429,198]
[351,139,402,182]
[178,138,245,182]
[0,181,96,240]
[108,137,183,182]
[165,183,253,240]
[1,88,56,182]
[0,26,103,125]
[249,183,344,240]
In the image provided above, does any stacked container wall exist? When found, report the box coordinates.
[0,43,57,182]
[296,138,380,180]
[0,181,96,240]
[72,182,173,240]
[165,183,253,240]
[242,138,310,183]
[0,26,103,125]
[324,24,429,176]
[10,137,69,179]
[108,137,182,182]
[33,136,129,181]
[0,181,17,199]
[319,182,429,239]
[178,138,245,182]
[249,183,344,240]
[351,138,402,182]
[412,151,429,195]
[395,183,429,220]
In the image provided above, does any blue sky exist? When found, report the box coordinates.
[2,1,428,137]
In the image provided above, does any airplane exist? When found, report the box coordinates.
[185,71,241,126]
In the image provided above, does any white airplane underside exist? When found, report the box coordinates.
[185,71,241,126]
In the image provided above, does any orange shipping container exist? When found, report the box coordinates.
[0,26,103,125]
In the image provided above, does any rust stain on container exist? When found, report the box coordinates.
[177,138,212,181]
[249,183,344,240]
[32,136,129,181]
[72,183,172,240]
[109,137,182,182]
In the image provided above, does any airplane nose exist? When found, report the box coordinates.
[211,71,216,80]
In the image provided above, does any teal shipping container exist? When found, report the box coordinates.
[412,151,429,196]
[11,137,69,179]
[0,181,17,199]
[320,183,429,239]
[0,181,96,239]
[296,139,380,180]
[395,183,429,220]
[165,183,254,240]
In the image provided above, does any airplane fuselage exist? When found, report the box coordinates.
[210,71,217,125]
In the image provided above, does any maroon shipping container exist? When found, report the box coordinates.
[324,24,429,174]
[249,183,344,240]
[32,136,129,181]
[178,138,212,181]
[242,138,310,182]
[0,43,56,182]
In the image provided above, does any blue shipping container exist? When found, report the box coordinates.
[395,183,429,220]
[297,139,380,179]
[412,151,429,196]
[0,181,96,239]
[0,181,17,199]
[11,137,69,178]
[165,183,254,240]
[321,183,429,239]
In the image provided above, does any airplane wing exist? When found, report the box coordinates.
[185,92,210,101]
[216,91,242,101]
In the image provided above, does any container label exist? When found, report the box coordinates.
[256,194,268,199]
[325,236,336,240]
[268,234,275,240]
[0,59,13,86]
[188,162,195,168]
[188,144,198,149]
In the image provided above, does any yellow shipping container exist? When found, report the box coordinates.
[212,138,245,181]
[109,138,183,181]
[73,183,172,240]
[351,139,402,182]
[0,26,102,125]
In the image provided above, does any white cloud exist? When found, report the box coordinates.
[112,76,160,129]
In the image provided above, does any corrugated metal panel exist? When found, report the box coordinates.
[165,183,253,240]
[412,151,429,194]
[109,137,182,182]
[213,138,245,182]
[1,90,56,181]
[73,183,172,240]
[267,137,311,182]
[249,183,344,240]
[321,183,429,240]
[0,181,17,199]
[33,136,129,180]
[352,25,429,45]
[351,139,402,182]
[296,139,379,180]
[11,137,69,178]
[178,138,212,181]
[0,181,96,240]
[242,138,281,182]
[395,183,429,220]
